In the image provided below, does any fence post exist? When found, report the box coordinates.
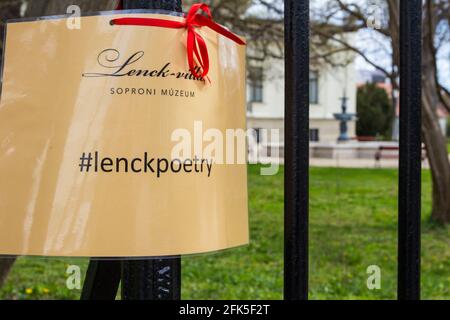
[120,0,182,301]
[81,260,121,300]
[284,0,309,300]
[398,0,422,300]
[121,258,181,300]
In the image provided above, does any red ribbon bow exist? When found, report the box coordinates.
[112,2,246,80]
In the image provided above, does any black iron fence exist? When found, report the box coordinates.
[82,0,422,300]
[284,0,421,301]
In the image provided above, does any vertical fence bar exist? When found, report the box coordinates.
[81,260,121,300]
[120,0,182,300]
[284,0,309,300]
[398,0,422,300]
[121,258,181,300]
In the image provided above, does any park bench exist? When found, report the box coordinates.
[374,145,427,166]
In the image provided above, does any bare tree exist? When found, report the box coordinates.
[0,0,22,62]
[25,0,118,16]
[197,0,450,223]
[183,0,284,62]
[311,0,450,224]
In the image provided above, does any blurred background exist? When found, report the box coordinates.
[0,0,448,299]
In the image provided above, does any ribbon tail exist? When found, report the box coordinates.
[187,29,201,79]
[111,2,246,81]
[196,15,246,45]
[194,32,210,78]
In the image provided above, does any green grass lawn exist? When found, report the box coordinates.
[0,166,448,300]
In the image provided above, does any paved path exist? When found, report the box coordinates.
[309,158,406,168]
[256,157,435,169]
[311,157,435,169]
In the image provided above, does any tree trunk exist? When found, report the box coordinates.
[421,2,450,224]
[26,0,118,16]
[422,82,450,224]
[0,257,16,288]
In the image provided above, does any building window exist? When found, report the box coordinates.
[309,71,319,104]
[249,67,263,102]
[254,128,262,143]
[310,128,319,142]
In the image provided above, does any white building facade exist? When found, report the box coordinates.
[247,57,357,147]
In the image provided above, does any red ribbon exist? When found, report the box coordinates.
[112,2,246,80]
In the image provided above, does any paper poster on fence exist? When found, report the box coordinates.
[0,12,248,257]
